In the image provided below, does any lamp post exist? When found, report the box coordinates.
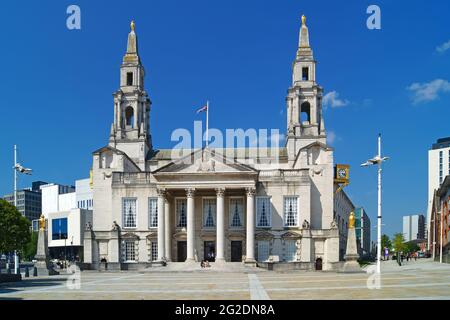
[361,134,389,274]
[12,145,33,274]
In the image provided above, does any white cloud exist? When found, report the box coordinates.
[327,131,337,145]
[323,91,349,108]
[436,40,450,54]
[407,79,450,104]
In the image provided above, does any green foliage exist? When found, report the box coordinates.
[23,231,38,261]
[404,242,420,254]
[0,199,31,254]
[393,233,406,253]
[381,234,392,251]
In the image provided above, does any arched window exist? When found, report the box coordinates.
[125,106,134,128]
[300,102,311,124]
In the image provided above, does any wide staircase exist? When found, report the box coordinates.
[147,261,266,273]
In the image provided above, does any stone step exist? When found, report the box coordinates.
[144,261,266,273]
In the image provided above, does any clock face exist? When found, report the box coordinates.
[338,168,347,178]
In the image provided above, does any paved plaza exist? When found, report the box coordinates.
[0,260,449,300]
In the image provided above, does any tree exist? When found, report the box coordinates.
[23,231,38,261]
[381,234,392,251]
[0,199,31,256]
[393,233,406,253]
[404,242,420,254]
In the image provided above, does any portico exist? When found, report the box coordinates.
[152,150,258,264]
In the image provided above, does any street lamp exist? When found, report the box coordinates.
[12,145,33,275]
[361,134,389,274]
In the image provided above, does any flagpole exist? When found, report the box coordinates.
[13,145,18,274]
[206,100,209,149]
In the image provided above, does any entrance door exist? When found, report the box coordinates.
[231,241,242,262]
[204,241,216,262]
[177,241,187,262]
[315,258,323,271]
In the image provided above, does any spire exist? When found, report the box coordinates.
[296,14,313,59]
[124,20,140,64]
[299,15,310,48]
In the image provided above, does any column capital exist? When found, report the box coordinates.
[186,188,196,198]
[245,187,256,197]
[157,188,167,197]
[215,188,226,197]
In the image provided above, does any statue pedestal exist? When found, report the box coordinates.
[35,229,59,276]
[341,228,363,273]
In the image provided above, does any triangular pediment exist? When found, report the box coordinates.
[299,141,332,152]
[281,231,301,239]
[255,231,274,240]
[153,148,258,175]
[121,232,140,240]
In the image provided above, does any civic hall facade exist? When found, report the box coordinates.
[84,17,348,271]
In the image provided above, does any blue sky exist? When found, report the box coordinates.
[0,0,449,239]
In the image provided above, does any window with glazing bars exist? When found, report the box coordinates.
[230,198,243,227]
[256,197,271,227]
[148,198,158,228]
[284,197,298,227]
[123,198,137,228]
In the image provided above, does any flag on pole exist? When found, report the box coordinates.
[196,104,208,114]
[195,101,209,149]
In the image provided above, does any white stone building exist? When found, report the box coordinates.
[427,137,450,248]
[85,17,350,271]
[333,187,355,260]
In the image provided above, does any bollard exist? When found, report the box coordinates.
[33,266,38,277]
[25,266,29,278]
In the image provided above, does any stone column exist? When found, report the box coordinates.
[157,189,166,261]
[164,197,171,261]
[216,188,226,262]
[186,188,196,262]
[245,187,256,263]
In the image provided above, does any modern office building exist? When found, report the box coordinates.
[40,183,75,215]
[403,214,426,242]
[3,181,48,221]
[427,137,450,248]
[76,178,94,210]
[354,207,371,258]
[40,180,93,260]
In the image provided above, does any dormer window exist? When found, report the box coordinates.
[126,72,133,86]
[302,67,309,81]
